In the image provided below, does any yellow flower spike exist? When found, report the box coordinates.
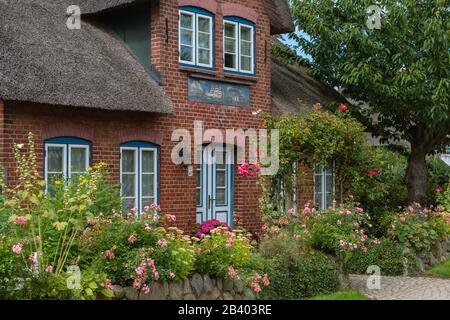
[54,180,62,186]
[88,167,93,172]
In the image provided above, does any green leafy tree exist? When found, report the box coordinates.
[288,0,449,204]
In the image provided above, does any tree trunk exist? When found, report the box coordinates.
[405,144,428,205]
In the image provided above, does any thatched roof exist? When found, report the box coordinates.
[271,57,347,115]
[78,0,294,35]
[0,0,173,114]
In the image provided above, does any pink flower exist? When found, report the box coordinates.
[150,203,161,212]
[435,186,443,193]
[152,214,160,223]
[87,219,96,226]
[169,272,176,279]
[226,237,234,248]
[339,240,346,248]
[355,207,364,213]
[14,216,28,225]
[157,239,168,248]
[251,281,262,294]
[131,207,138,213]
[144,205,150,212]
[12,243,22,254]
[262,274,270,287]
[142,284,150,294]
[287,208,295,215]
[104,281,114,290]
[338,104,348,112]
[104,250,115,260]
[166,214,176,223]
[372,238,381,245]
[128,234,137,244]
[45,265,53,273]
[336,220,342,226]
[228,266,240,280]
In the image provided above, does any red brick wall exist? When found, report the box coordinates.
[1,0,273,233]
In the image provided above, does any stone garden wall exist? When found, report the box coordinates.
[403,236,450,275]
[110,273,256,300]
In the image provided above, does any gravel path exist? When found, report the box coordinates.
[349,274,450,300]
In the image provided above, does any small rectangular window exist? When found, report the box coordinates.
[239,25,253,73]
[224,22,238,71]
[121,148,138,213]
[223,19,254,75]
[314,165,335,210]
[179,9,213,69]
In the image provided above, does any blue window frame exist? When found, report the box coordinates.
[223,17,255,75]
[44,137,91,192]
[178,6,214,70]
[120,141,160,214]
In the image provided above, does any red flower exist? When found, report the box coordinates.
[377,170,383,175]
[338,104,348,112]
[369,171,377,177]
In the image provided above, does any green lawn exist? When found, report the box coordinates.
[309,290,368,300]
[427,258,450,279]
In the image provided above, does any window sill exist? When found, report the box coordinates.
[179,66,257,86]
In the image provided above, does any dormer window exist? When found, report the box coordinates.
[224,17,255,75]
[178,7,214,69]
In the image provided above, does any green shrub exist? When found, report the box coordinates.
[244,250,340,300]
[194,227,253,278]
[437,182,450,211]
[345,238,404,276]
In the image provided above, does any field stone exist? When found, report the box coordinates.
[430,253,439,266]
[124,287,139,300]
[169,282,184,300]
[210,287,221,300]
[140,282,167,300]
[184,294,196,300]
[233,280,244,293]
[112,285,125,299]
[216,278,223,290]
[222,292,234,300]
[183,279,192,294]
[243,289,255,300]
[223,278,234,291]
[234,294,242,300]
[190,273,204,297]
[203,275,214,294]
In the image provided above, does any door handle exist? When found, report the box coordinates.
[208,196,216,209]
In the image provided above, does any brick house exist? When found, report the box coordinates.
[0,0,294,232]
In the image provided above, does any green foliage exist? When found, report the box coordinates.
[427,258,450,279]
[80,211,195,287]
[437,183,450,210]
[194,227,253,278]
[345,238,404,276]
[309,290,368,300]
[245,249,340,300]
[388,205,450,254]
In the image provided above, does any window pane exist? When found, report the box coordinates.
[122,174,136,197]
[240,26,252,41]
[241,56,252,71]
[142,174,155,197]
[48,146,64,172]
[142,197,155,209]
[225,38,236,53]
[197,16,210,33]
[216,189,226,205]
[198,49,210,65]
[315,175,322,193]
[314,194,322,208]
[198,33,210,49]
[216,171,226,187]
[180,13,193,29]
[123,198,136,213]
[142,150,155,173]
[225,53,236,69]
[196,189,201,206]
[326,194,333,209]
[224,23,236,38]
[196,169,201,186]
[326,174,333,194]
[122,150,136,173]
[180,29,193,46]
[70,147,87,173]
[180,46,193,62]
[241,41,251,56]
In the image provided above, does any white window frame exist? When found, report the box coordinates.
[45,143,67,192]
[179,10,196,66]
[178,9,213,68]
[223,19,255,74]
[120,147,139,212]
[139,148,158,212]
[120,146,159,214]
[239,24,254,74]
[68,144,90,177]
[314,164,336,210]
[223,20,239,72]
